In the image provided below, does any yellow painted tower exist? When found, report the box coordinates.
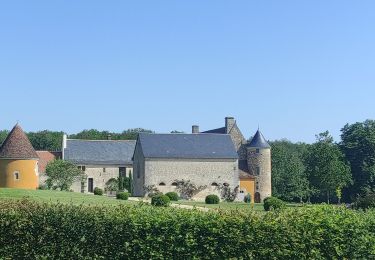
[0,124,39,189]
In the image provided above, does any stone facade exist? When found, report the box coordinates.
[133,158,238,201]
[71,166,133,193]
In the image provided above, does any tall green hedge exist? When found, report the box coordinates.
[0,199,374,259]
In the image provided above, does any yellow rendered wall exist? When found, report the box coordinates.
[0,159,39,189]
[240,179,255,203]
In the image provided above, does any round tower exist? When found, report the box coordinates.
[0,124,39,189]
[246,130,271,203]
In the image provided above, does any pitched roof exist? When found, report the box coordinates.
[36,151,62,173]
[138,133,238,159]
[202,127,226,134]
[247,130,271,148]
[64,139,136,165]
[0,124,38,159]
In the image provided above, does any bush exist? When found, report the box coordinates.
[165,192,179,201]
[116,192,130,200]
[151,194,170,207]
[354,193,375,210]
[263,196,285,211]
[93,187,103,196]
[0,200,374,259]
[205,194,220,204]
[244,193,251,203]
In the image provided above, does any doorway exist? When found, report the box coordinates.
[254,192,261,203]
[88,178,94,193]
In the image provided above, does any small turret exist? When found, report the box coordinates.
[246,130,271,202]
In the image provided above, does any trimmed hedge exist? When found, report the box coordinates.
[205,194,220,204]
[93,187,103,196]
[165,192,179,201]
[0,200,374,259]
[151,194,170,207]
[116,192,130,200]
[264,196,286,211]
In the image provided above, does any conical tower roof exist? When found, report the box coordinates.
[0,124,38,159]
[247,130,271,148]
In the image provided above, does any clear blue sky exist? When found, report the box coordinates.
[1,1,374,143]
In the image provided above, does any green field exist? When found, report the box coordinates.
[0,188,137,206]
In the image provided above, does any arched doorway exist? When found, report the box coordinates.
[254,192,261,203]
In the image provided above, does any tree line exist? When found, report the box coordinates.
[272,120,375,203]
[0,128,153,151]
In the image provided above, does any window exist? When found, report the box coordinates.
[119,167,126,177]
[137,162,140,178]
[14,171,20,180]
[103,168,106,173]
[211,182,218,187]
[78,166,86,172]
[256,148,260,153]
[223,183,229,187]
[159,182,166,186]
[240,190,244,193]
[171,182,178,186]
[256,167,260,176]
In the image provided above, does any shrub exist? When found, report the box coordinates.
[93,187,103,196]
[116,192,130,200]
[354,193,375,210]
[165,192,179,201]
[263,196,286,211]
[244,193,251,203]
[0,200,374,259]
[205,194,220,204]
[151,194,170,207]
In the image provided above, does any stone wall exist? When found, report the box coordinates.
[70,166,133,193]
[247,148,271,202]
[141,158,239,201]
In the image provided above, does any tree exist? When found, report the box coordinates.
[45,160,86,191]
[175,179,206,200]
[218,184,239,202]
[0,130,9,145]
[27,130,64,151]
[270,140,310,202]
[340,120,375,200]
[105,178,119,193]
[305,131,352,203]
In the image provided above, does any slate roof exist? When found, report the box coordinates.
[247,130,271,148]
[64,139,136,165]
[0,124,38,159]
[202,127,226,134]
[138,133,238,159]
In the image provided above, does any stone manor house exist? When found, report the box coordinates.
[0,117,271,202]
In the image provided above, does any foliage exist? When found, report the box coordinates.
[354,192,375,210]
[116,192,130,200]
[151,194,170,207]
[69,128,153,140]
[27,130,64,151]
[263,197,286,211]
[205,194,220,204]
[105,178,119,192]
[0,130,9,145]
[340,120,375,201]
[165,192,179,201]
[144,185,161,198]
[218,184,239,202]
[45,160,86,191]
[93,187,103,196]
[305,131,352,203]
[0,200,374,259]
[271,140,311,202]
[175,179,207,200]
[244,193,251,203]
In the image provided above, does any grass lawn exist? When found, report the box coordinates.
[174,200,301,211]
[0,188,137,206]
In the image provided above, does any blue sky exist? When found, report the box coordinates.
[1,1,374,143]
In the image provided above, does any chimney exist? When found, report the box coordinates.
[192,125,200,134]
[225,117,235,133]
[107,134,112,140]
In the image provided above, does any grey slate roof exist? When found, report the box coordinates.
[138,133,238,159]
[247,130,271,148]
[202,127,226,134]
[64,139,136,165]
